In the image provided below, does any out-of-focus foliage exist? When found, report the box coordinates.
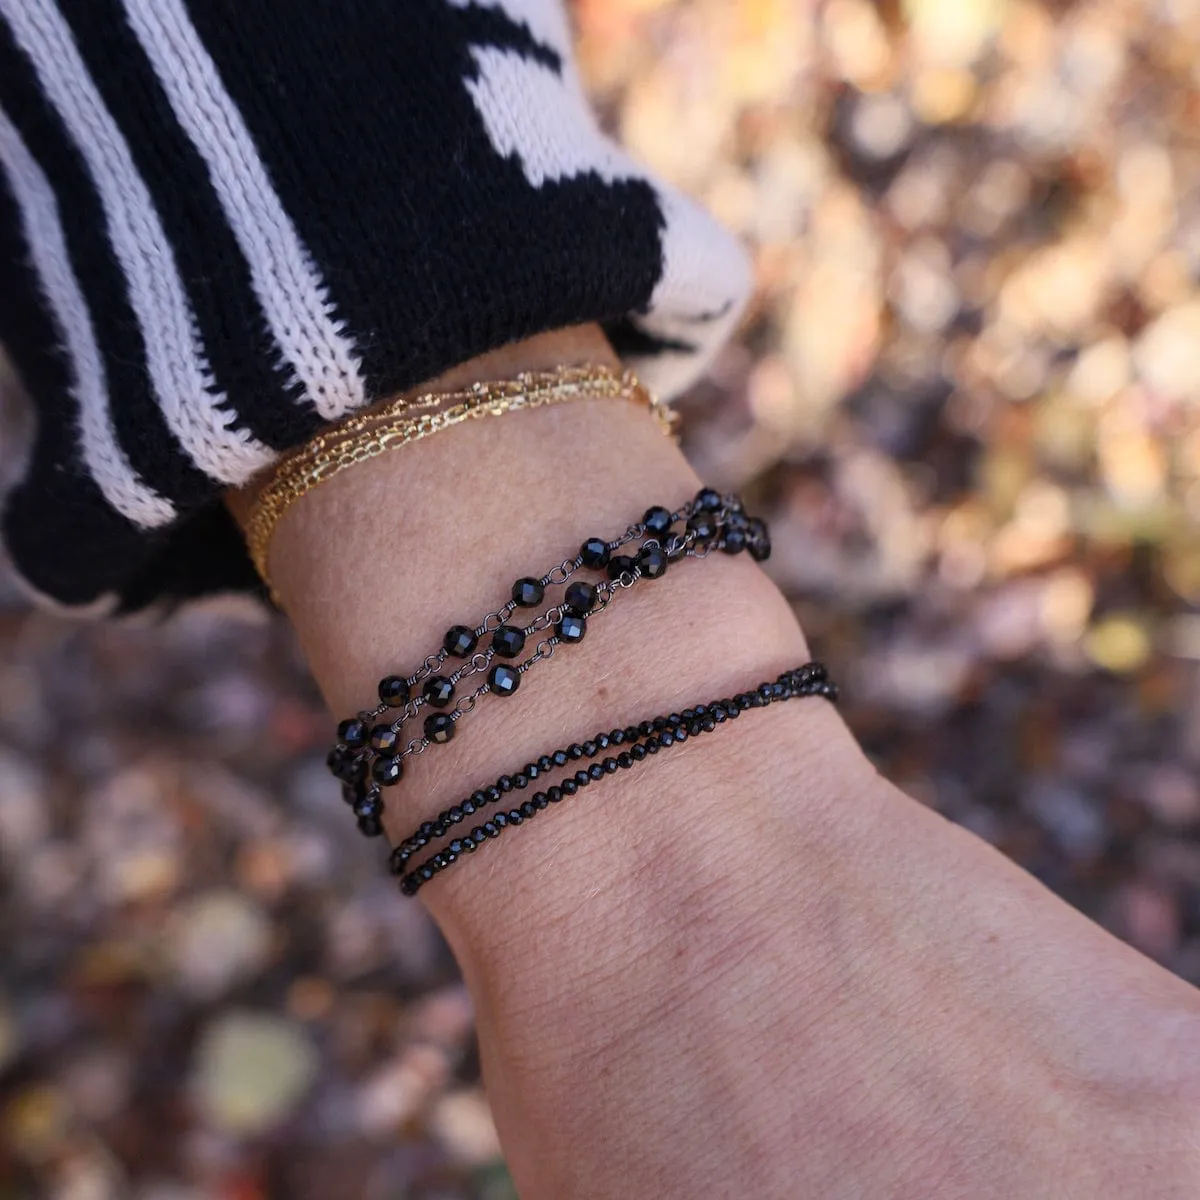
[1,1,1198,1195]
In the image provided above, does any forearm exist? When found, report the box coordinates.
[231,326,1200,1199]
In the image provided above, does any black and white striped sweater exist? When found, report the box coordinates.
[0,0,748,614]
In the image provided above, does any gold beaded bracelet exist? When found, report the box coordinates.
[244,364,673,592]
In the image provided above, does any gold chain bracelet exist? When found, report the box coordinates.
[245,364,673,591]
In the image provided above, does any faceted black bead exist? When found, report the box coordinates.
[681,710,696,722]
[563,580,597,616]
[419,822,436,838]
[448,806,463,824]
[337,718,368,749]
[533,792,549,810]
[659,731,675,748]
[643,505,673,535]
[547,786,563,803]
[443,625,478,658]
[770,682,787,701]
[370,724,400,756]
[483,822,499,837]
[609,729,625,745]
[687,511,718,541]
[617,752,633,769]
[513,773,529,790]
[507,809,524,825]
[722,528,748,555]
[372,756,403,787]
[489,663,521,697]
[537,755,553,772]
[486,786,502,803]
[449,839,465,855]
[747,517,771,562]
[327,746,347,776]
[520,800,536,818]
[424,712,455,744]
[580,537,611,569]
[524,763,539,780]
[552,750,569,767]
[596,734,610,750]
[423,675,455,707]
[607,554,637,581]
[713,706,728,723]
[342,754,369,784]
[342,782,363,806]
[353,789,384,820]
[512,577,545,607]
[400,876,419,896]
[556,612,586,643]
[420,866,434,882]
[646,736,662,752]
[491,624,526,658]
[358,815,384,838]
[575,769,591,787]
[568,744,584,759]
[675,726,689,743]
[472,828,486,845]
[737,693,755,710]
[582,741,597,757]
[378,675,410,706]
[588,763,605,781]
[494,812,508,828]
[758,682,774,700]
[472,789,488,808]
[701,714,716,732]
[499,775,513,792]
[725,510,748,532]
[603,757,619,774]
[560,778,578,796]
[630,744,647,761]
[695,486,723,512]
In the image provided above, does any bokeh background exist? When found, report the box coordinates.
[4,0,1200,1195]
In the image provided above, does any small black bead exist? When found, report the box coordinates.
[575,769,591,787]
[770,682,787,700]
[461,799,476,816]
[687,511,718,541]
[537,755,553,772]
[337,718,368,749]
[354,791,384,819]
[547,786,563,803]
[602,757,619,774]
[646,736,662,752]
[513,773,529,790]
[560,778,578,796]
[580,537,611,569]
[552,750,569,767]
[520,800,536,818]
[498,775,513,792]
[449,839,465,855]
[659,731,675,748]
[372,756,403,786]
[491,624,526,658]
[712,706,728,723]
[630,743,647,761]
[747,517,772,562]
[643,505,673,535]
[617,752,633,769]
[400,876,418,896]
[722,528,748,555]
[424,675,456,707]
[608,729,625,745]
[424,712,455,744]
[725,510,748,532]
[625,725,640,741]
[471,789,488,808]
[524,763,539,780]
[607,554,637,580]
[675,726,690,743]
[512,577,544,607]
[472,828,487,845]
[431,821,447,839]
[596,734,610,750]
[532,792,549,810]
[342,782,363,806]
[681,709,696,722]
[737,693,754,710]
[588,763,605,781]
[582,740,598,757]
[758,682,774,701]
[444,625,478,658]
[448,805,463,823]
[695,486,723,512]
[488,663,521,697]
[389,846,408,873]
[370,724,401,756]
[420,866,434,882]
[486,785,502,803]
[568,743,584,759]
[508,809,524,825]
[494,812,508,828]
[358,815,384,838]
[483,821,499,837]
[556,612,586,643]
[341,754,369,784]
[701,714,716,732]
[378,675,410,706]
[419,821,435,838]
[563,580,598,617]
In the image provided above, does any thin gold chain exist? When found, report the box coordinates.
[245,365,672,592]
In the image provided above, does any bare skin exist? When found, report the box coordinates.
[232,325,1200,1199]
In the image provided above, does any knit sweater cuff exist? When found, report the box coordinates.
[0,0,749,613]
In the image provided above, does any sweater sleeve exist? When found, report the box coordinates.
[0,0,749,614]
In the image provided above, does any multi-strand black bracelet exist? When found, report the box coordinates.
[326,489,770,837]
[390,662,837,896]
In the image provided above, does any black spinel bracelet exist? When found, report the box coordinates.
[391,661,835,896]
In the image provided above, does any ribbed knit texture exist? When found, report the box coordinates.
[0,0,750,613]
